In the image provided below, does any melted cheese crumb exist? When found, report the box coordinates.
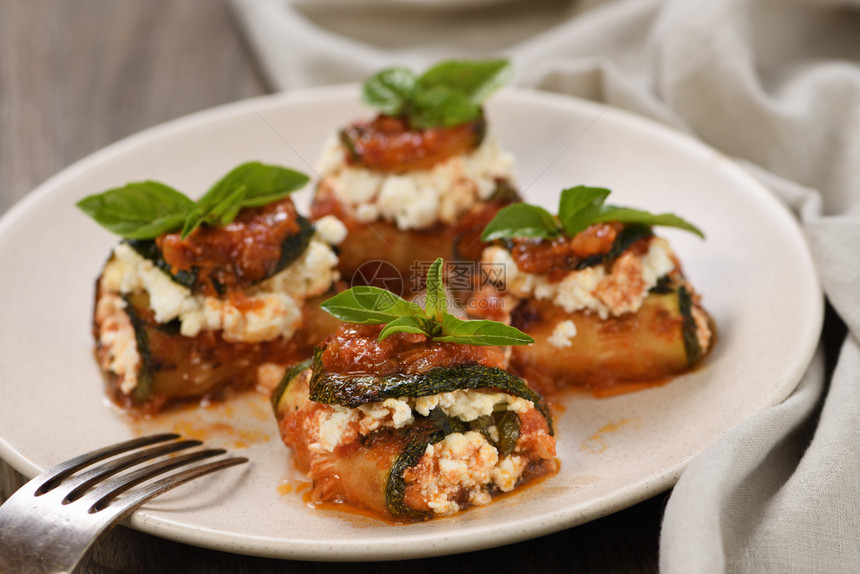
[357,398,415,434]
[413,389,531,421]
[407,432,533,515]
[313,214,348,245]
[313,406,359,452]
[490,454,528,492]
[94,293,140,395]
[548,319,577,348]
[422,431,498,515]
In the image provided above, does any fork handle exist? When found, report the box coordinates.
[0,484,102,574]
[0,456,247,574]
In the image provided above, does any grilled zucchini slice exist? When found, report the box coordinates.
[272,360,553,521]
[510,282,713,395]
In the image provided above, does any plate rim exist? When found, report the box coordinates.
[0,85,824,561]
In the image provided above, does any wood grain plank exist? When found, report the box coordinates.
[0,0,265,214]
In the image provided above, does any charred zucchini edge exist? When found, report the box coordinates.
[308,351,553,435]
[678,285,703,365]
[121,295,154,404]
[385,426,445,520]
[271,359,313,413]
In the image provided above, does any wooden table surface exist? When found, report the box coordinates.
[0,2,667,572]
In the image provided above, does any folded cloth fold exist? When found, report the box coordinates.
[229,0,860,570]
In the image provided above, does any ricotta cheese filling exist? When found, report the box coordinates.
[411,431,498,515]
[305,388,540,515]
[405,433,531,515]
[547,319,578,349]
[100,215,346,344]
[308,388,534,454]
[315,134,515,230]
[483,236,677,319]
[94,293,141,394]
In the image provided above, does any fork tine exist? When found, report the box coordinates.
[35,433,180,495]
[85,448,231,512]
[0,435,248,574]
[87,455,249,518]
[61,439,203,503]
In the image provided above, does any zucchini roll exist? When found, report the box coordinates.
[92,197,347,413]
[470,187,714,396]
[272,324,557,521]
[309,60,520,292]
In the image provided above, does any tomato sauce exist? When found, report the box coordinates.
[507,222,622,281]
[339,114,485,173]
[319,324,507,376]
[157,197,302,295]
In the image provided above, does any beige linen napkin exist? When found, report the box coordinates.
[229,0,860,570]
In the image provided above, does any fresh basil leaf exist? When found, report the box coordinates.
[197,162,308,214]
[180,207,205,239]
[321,286,422,324]
[409,85,482,129]
[321,257,533,347]
[424,258,447,322]
[435,313,535,346]
[417,59,512,104]
[594,206,705,238]
[480,203,560,242]
[119,213,189,240]
[378,315,431,341]
[76,181,195,239]
[180,163,308,239]
[361,67,417,116]
[219,199,244,226]
[360,59,510,129]
[208,184,248,226]
[559,185,611,237]
[238,169,310,208]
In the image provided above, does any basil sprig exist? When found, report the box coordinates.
[321,258,534,347]
[481,185,704,241]
[77,162,310,240]
[361,59,512,130]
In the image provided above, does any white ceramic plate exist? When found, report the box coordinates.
[0,86,822,561]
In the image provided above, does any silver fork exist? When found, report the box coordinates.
[0,433,248,574]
